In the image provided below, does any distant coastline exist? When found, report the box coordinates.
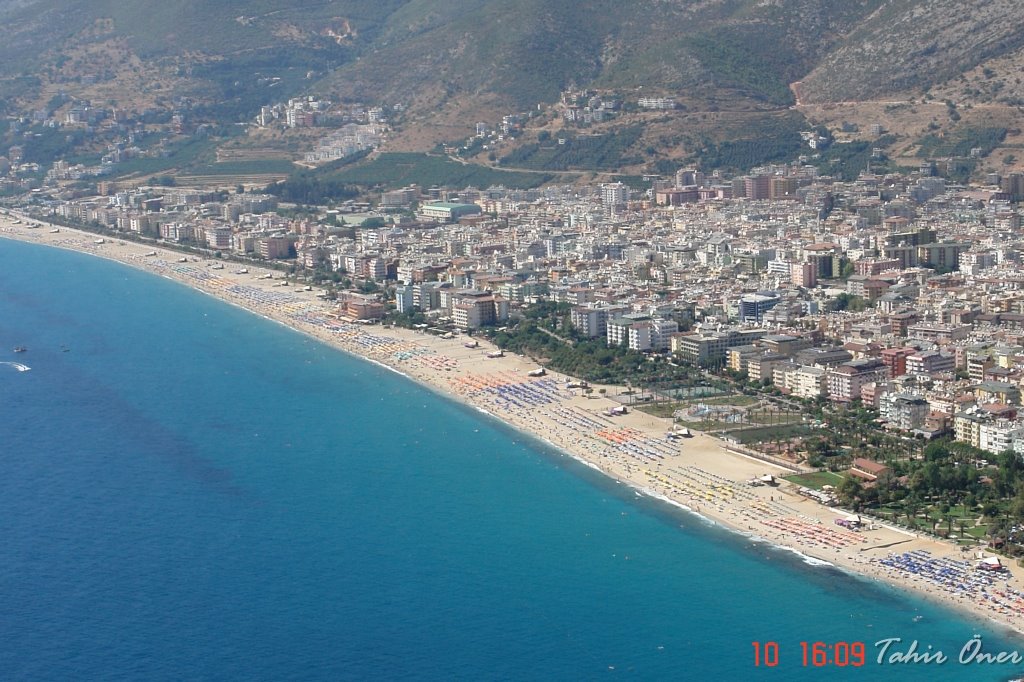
[4,215,1024,638]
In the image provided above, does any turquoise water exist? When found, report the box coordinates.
[1,237,1022,681]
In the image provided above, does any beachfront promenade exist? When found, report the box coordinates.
[4,217,1024,635]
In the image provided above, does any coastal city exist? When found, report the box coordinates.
[8,145,1024,623]
[7,2,1024,675]
[17,158,1024,468]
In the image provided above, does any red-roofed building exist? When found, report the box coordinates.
[881,347,917,377]
[849,458,890,482]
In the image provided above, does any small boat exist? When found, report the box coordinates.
[49,228,60,233]
[13,346,27,353]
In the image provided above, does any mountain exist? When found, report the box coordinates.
[1,0,1023,176]
[0,1,399,118]
[321,0,884,111]
[798,0,1024,104]
[0,0,888,117]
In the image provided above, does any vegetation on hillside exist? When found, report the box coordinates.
[266,176,360,205]
[268,152,554,204]
[189,48,352,122]
[916,126,1008,160]
[814,134,898,180]
[0,0,401,61]
[499,126,645,171]
[691,113,807,171]
[687,24,800,106]
[17,125,89,165]
[2,0,1023,180]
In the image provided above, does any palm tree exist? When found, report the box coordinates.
[905,501,919,528]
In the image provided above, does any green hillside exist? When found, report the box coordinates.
[3,0,1022,117]
[268,152,555,204]
[0,0,402,58]
[2,0,1024,175]
[321,0,885,111]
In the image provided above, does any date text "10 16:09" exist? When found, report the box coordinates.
[753,641,867,667]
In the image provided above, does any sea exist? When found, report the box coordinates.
[1,236,1022,681]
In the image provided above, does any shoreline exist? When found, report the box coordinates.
[5,217,1024,638]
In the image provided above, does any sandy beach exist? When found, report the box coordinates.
[5,215,1024,637]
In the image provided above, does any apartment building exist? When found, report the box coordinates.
[826,358,889,403]
[879,393,929,431]
[906,350,956,376]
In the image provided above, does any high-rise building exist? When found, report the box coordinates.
[744,175,771,200]
[1000,172,1024,200]
[738,292,781,323]
[791,261,817,288]
[601,182,629,208]
[769,176,798,200]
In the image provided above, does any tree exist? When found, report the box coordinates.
[838,476,864,508]
[924,440,951,462]
[826,293,867,312]
[905,500,919,528]
[876,470,897,505]
[1010,491,1024,523]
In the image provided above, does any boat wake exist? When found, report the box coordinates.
[0,361,31,372]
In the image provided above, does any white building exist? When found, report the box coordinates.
[395,284,414,314]
[607,315,677,351]
[601,182,629,208]
[651,318,679,350]
[571,304,627,338]
[980,421,1024,455]
[790,366,827,399]
[879,393,930,431]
